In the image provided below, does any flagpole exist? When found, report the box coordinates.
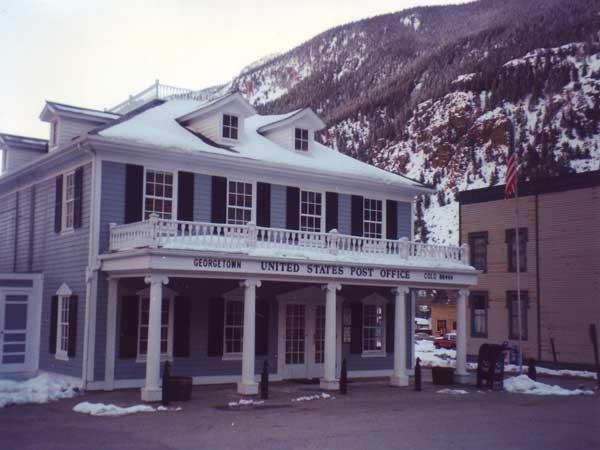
[514,152,523,374]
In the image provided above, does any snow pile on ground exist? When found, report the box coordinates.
[436,388,468,395]
[228,398,265,407]
[73,402,182,416]
[291,393,333,402]
[504,364,598,379]
[415,339,456,368]
[0,373,79,408]
[503,375,595,396]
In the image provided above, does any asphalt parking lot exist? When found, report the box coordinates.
[1,373,598,450]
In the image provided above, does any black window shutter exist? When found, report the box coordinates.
[207,297,224,356]
[67,295,78,357]
[256,182,271,227]
[54,175,63,233]
[49,295,58,353]
[177,172,195,221]
[351,195,363,236]
[255,300,269,355]
[325,192,338,232]
[124,164,144,223]
[386,302,395,354]
[350,302,363,354]
[286,186,300,230]
[73,167,84,229]
[386,200,398,240]
[211,176,227,223]
[119,295,139,358]
[174,296,191,357]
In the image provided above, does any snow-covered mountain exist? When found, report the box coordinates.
[219,0,600,243]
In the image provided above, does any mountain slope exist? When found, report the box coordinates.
[222,0,600,243]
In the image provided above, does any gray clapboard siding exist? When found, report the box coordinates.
[5,147,44,172]
[0,192,16,272]
[270,184,286,229]
[56,118,98,149]
[99,161,126,253]
[14,187,32,272]
[112,290,279,381]
[338,194,352,235]
[397,201,412,239]
[36,163,92,378]
[193,173,211,222]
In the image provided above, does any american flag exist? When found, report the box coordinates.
[505,122,517,199]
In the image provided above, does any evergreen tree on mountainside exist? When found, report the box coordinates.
[221,0,600,242]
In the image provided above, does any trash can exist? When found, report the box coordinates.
[431,367,455,385]
[167,376,193,401]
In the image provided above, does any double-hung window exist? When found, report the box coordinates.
[56,295,70,360]
[363,198,383,238]
[300,190,322,232]
[294,128,309,151]
[506,228,527,272]
[62,171,75,231]
[224,300,244,357]
[470,292,488,338]
[362,303,385,354]
[138,297,172,359]
[222,114,239,140]
[507,291,528,340]
[227,181,253,225]
[144,169,174,219]
[469,232,488,272]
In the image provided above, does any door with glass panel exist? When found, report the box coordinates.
[0,291,31,373]
[283,303,325,379]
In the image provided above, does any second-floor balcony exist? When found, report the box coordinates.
[108,214,471,269]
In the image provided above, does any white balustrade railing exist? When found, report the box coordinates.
[108,215,470,266]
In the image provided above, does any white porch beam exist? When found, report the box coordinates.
[141,274,169,402]
[456,288,469,383]
[320,282,341,391]
[390,286,410,387]
[238,278,261,395]
[104,277,118,391]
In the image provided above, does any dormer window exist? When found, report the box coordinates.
[295,128,309,151]
[222,114,239,140]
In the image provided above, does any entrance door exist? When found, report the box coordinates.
[0,291,32,373]
[283,303,325,379]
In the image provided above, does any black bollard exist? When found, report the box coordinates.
[415,357,422,391]
[340,359,348,395]
[162,361,170,406]
[527,358,537,381]
[260,360,269,400]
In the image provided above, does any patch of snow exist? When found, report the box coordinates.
[228,398,265,407]
[503,375,595,396]
[0,373,79,408]
[291,393,333,402]
[74,401,167,416]
[437,388,468,394]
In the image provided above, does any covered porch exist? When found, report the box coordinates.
[99,247,476,402]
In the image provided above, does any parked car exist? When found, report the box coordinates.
[434,332,457,349]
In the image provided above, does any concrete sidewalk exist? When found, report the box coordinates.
[1,374,598,450]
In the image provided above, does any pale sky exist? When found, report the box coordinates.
[0,0,470,139]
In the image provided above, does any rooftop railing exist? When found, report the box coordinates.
[108,215,470,267]
[109,80,216,114]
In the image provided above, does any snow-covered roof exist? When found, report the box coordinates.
[257,108,326,133]
[98,98,427,192]
[40,101,120,123]
[0,133,48,152]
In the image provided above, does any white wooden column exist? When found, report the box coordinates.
[390,286,410,387]
[320,282,341,391]
[455,288,469,383]
[104,277,118,391]
[141,274,169,402]
[238,278,261,395]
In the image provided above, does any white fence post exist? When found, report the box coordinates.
[149,214,159,249]
[247,222,257,248]
[328,229,339,255]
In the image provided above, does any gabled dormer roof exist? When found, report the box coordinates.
[40,101,121,124]
[0,133,48,152]
[176,91,256,124]
[257,108,326,134]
